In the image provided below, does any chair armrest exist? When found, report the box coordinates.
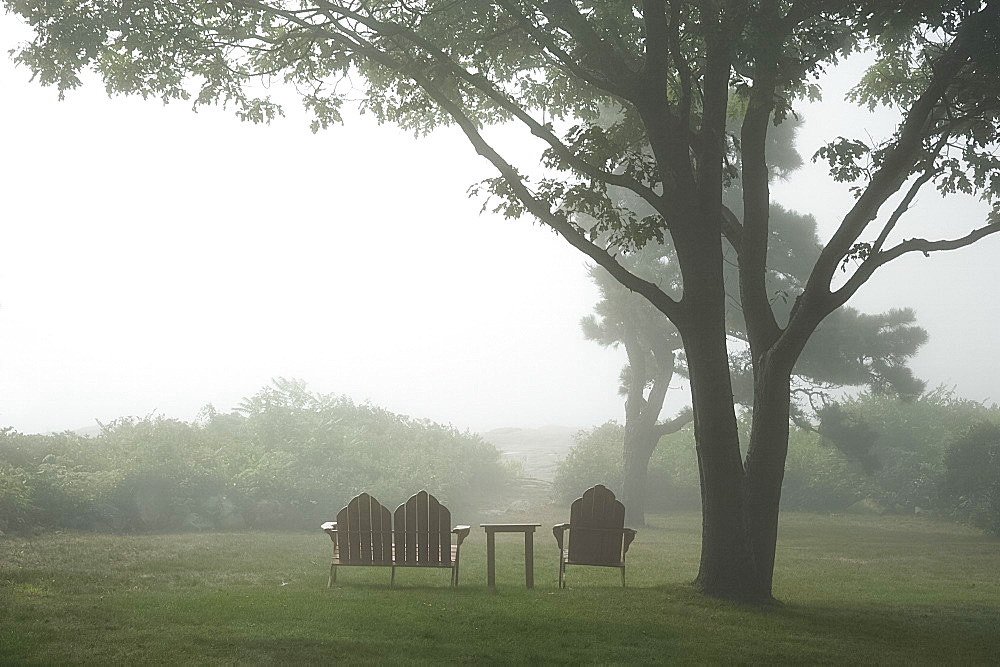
[452,525,471,546]
[623,527,637,555]
[553,523,570,550]
[321,521,338,543]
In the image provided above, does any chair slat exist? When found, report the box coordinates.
[369,499,386,563]
[359,493,373,562]
[427,492,441,565]
[405,493,418,562]
[381,505,394,564]
[347,494,363,561]
[438,503,451,566]
[336,504,350,559]
[416,490,429,563]
[393,502,407,564]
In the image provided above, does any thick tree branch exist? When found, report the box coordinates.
[870,169,936,255]
[688,1,747,253]
[808,2,997,292]
[640,0,670,86]
[653,406,694,438]
[666,2,694,131]
[783,2,999,356]
[738,0,782,354]
[829,223,1000,312]
[232,2,688,322]
[536,0,639,87]
[306,0,674,226]
[497,0,638,99]
[721,205,744,250]
[637,348,675,432]
[631,2,698,207]
[396,65,687,324]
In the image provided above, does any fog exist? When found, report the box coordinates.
[1,13,997,438]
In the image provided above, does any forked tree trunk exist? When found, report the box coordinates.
[682,303,767,601]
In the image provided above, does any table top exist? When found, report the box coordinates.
[480,523,542,532]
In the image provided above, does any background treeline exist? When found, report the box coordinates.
[556,388,1000,535]
[0,379,512,534]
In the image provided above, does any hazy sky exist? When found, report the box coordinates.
[1,13,997,436]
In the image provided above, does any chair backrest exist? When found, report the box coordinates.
[336,493,394,564]
[393,490,452,566]
[568,484,626,565]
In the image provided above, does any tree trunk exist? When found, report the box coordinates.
[744,355,793,594]
[684,311,767,601]
[622,422,658,526]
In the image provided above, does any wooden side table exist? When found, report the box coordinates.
[480,523,542,589]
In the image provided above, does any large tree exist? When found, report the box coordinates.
[8,1,1000,601]
[585,218,928,526]
[583,117,927,527]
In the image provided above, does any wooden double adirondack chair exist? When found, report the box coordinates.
[553,484,637,588]
[321,490,471,586]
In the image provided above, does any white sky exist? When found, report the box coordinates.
[1,13,997,435]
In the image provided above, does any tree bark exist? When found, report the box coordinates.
[677,241,766,599]
[622,421,659,526]
[744,356,792,596]
[685,324,764,600]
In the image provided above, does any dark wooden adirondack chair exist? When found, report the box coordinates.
[322,492,394,586]
[553,484,637,588]
[392,490,470,586]
[321,490,470,587]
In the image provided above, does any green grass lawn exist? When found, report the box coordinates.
[1,510,997,664]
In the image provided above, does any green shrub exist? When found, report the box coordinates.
[0,381,513,533]
[646,426,701,510]
[780,428,873,512]
[835,388,1000,513]
[553,422,701,511]
[941,421,1000,535]
[553,422,623,502]
[554,419,873,515]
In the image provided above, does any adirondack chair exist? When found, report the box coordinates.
[392,489,470,585]
[553,484,637,588]
[322,492,393,586]
[321,490,470,587]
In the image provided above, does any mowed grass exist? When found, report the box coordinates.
[1,510,998,664]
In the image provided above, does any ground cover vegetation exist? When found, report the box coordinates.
[1,511,997,663]
[555,388,1000,534]
[7,0,1000,601]
[0,379,512,535]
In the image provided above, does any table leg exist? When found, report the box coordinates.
[525,531,534,589]
[486,529,496,589]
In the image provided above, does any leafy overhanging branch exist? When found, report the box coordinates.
[829,222,1000,313]
[806,2,1000,304]
[782,1,1000,357]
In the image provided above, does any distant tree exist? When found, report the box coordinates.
[581,265,689,525]
[9,1,1000,601]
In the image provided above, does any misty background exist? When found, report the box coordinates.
[2,12,997,441]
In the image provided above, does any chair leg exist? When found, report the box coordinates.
[621,567,626,588]
[329,564,337,587]
[558,560,565,589]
